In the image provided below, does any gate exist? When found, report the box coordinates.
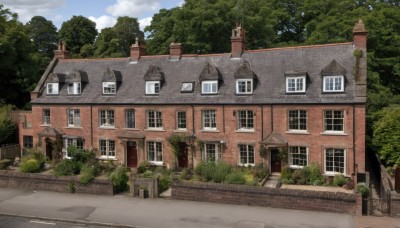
[370,190,390,214]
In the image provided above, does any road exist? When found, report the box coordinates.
[0,215,106,228]
[0,187,355,228]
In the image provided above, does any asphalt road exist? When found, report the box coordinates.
[0,215,102,228]
[0,187,355,228]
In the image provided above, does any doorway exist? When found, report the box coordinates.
[270,148,281,173]
[126,141,138,168]
[178,142,188,168]
[45,138,53,160]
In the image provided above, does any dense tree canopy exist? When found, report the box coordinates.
[25,16,58,58]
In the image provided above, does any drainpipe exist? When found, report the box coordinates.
[90,104,93,149]
[191,104,195,168]
[271,105,274,132]
[222,104,225,133]
[353,104,357,183]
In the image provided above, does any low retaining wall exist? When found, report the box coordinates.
[131,177,159,198]
[391,191,400,217]
[172,181,358,215]
[0,171,113,195]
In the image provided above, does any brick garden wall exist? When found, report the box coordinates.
[0,171,113,195]
[391,191,400,217]
[172,181,358,215]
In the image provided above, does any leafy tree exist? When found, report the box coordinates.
[0,105,17,145]
[94,28,125,58]
[25,16,58,58]
[59,15,98,56]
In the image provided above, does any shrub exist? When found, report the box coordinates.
[159,173,172,193]
[140,170,154,178]
[307,163,323,184]
[21,148,46,171]
[180,168,192,180]
[80,163,100,185]
[54,159,80,176]
[252,163,269,179]
[212,162,232,183]
[138,161,155,174]
[280,166,292,180]
[20,159,41,173]
[332,174,348,187]
[100,160,116,176]
[194,161,206,176]
[357,183,369,198]
[291,169,302,184]
[281,178,294,185]
[109,166,129,193]
[225,172,246,185]
[343,181,355,190]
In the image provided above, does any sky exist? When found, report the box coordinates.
[1,0,183,32]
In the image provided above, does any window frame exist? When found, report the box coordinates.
[125,109,135,129]
[237,110,254,131]
[23,135,33,148]
[238,144,255,166]
[236,79,253,94]
[323,75,344,92]
[46,83,59,95]
[323,110,344,133]
[202,110,217,130]
[67,82,81,95]
[286,76,306,93]
[67,109,81,127]
[201,80,218,94]
[147,141,163,165]
[42,109,50,125]
[324,148,346,175]
[204,143,222,162]
[181,82,194,93]
[147,110,163,129]
[99,110,115,128]
[288,110,307,132]
[288,146,308,168]
[176,111,187,130]
[64,138,84,158]
[102,82,116,94]
[145,81,161,95]
[99,139,116,159]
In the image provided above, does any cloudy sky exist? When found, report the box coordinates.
[1,0,183,31]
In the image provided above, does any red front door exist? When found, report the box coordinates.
[271,149,281,173]
[127,141,138,168]
[178,142,188,168]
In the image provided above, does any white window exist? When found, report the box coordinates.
[67,109,80,127]
[42,109,50,125]
[324,110,344,132]
[289,146,308,168]
[286,76,305,93]
[100,140,115,158]
[237,110,254,130]
[236,79,253,94]
[201,80,218,94]
[147,141,163,164]
[202,110,216,130]
[176,111,186,130]
[181,82,194,92]
[125,109,135,128]
[146,81,160,94]
[147,110,163,129]
[325,148,345,175]
[67,82,81,95]
[102,82,116,94]
[204,143,222,162]
[47,83,59,95]
[65,138,84,158]
[239,144,254,166]
[100,110,114,127]
[323,75,344,92]
[288,110,307,131]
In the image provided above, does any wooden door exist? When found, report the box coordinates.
[178,142,188,168]
[270,149,281,173]
[45,138,53,160]
[126,141,138,168]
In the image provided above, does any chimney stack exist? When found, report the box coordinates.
[353,19,368,49]
[169,42,182,60]
[231,25,245,58]
[130,37,146,61]
[54,41,70,59]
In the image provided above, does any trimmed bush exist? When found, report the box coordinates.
[357,183,369,198]
[109,166,129,193]
[212,162,232,183]
[138,161,155,174]
[225,172,246,185]
[20,148,46,172]
[54,159,80,176]
[80,163,100,185]
[252,163,269,179]
[20,159,41,173]
[332,174,348,187]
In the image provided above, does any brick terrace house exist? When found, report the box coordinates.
[18,20,367,179]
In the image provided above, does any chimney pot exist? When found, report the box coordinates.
[231,25,245,58]
[54,41,70,59]
[130,38,146,61]
[169,42,182,60]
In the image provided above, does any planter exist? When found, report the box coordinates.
[139,188,146,198]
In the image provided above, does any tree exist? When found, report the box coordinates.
[59,15,98,56]
[0,105,17,145]
[25,16,58,58]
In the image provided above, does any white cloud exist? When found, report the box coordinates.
[89,15,117,32]
[106,0,161,18]
[1,0,65,23]
[139,17,152,31]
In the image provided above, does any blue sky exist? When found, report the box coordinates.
[1,0,183,31]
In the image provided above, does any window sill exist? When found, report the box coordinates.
[238,163,255,167]
[286,130,310,135]
[98,156,117,161]
[174,129,189,133]
[148,161,163,166]
[289,165,305,169]
[64,126,82,129]
[320,132,348,136]
[122,128,140,131]
[235,129,256,133]
[40,124,51,127]
[145,128,166,132]
[323,172,349,177]
[99,127,117,130]
[201,129,220,133]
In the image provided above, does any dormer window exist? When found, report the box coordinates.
[236,79,253,94]
[146,81,160,95]
[47,83,59,95]
[323,75,344,92]
[181,82,194,93]
[202,80,218,94]
[103,82,116,94]
[286,76,305,93]
[68,82,81,95]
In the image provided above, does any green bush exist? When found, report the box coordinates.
[194,161,206,176]
[307,163,323,184]
[280,166,292,180]
[109,166,129,193]
[21,148,46,171]
[20,159,41,173]
[225,172,246,185]
[357,183,369,198]
[80,163,100,185]
[100,160,116,175]
[159,173,172,193]
[332,174,348,187]
[0,159,11,169]
[291,169,302,184]
[281,178,294,185]
[212,162,232,183]
[54,159,80,176]
[252,163,269,179]
[138,161,155,174]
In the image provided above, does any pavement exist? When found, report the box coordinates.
[0,187,398,228]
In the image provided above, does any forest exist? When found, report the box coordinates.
[0,0,399,168]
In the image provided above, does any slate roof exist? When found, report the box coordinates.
[32,42,361,105]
